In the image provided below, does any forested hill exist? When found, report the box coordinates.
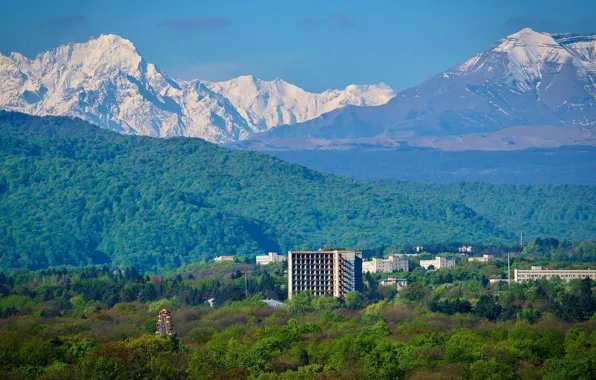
[380,181,596,242]
[0,112,594,272]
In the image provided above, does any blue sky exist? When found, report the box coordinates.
[1,0,595,92]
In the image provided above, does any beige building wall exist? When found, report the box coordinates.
[256,252,287,265]
[420,256,455,269]
[362,255,408,273]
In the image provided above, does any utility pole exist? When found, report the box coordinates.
[520,231,523,249]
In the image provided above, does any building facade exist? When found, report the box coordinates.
[362,254,409,273]
[379,278,408,291]
[256,252,287,266]
[288,248,363,299]
[514,267,596,282]
[420,256,456,269]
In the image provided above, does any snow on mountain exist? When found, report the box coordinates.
[204,75,394,132]
[454,28,596,94]
[239,28,596,150]
[0,35,395,143]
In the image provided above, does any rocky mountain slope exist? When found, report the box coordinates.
[239,28,596,151]
[0,35,394,143]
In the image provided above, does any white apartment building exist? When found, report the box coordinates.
[362,254,409,273]
[420,256,456,269]
[256,252,287,266]
[514,266,596,283]
[468,254,493,263]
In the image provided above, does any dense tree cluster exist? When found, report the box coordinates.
[0,258,595,379]
[384,181,596,242]
[1,112,596,272]
[0,263,286,319]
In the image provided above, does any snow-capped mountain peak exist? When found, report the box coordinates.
[495,27,572,65]
[240,28,596,152]
[454,28,596,94]
[203,76,395,130]
[0,35,395,142]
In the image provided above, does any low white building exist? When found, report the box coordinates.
[514,267,596,283]
[489,279,511,285]
[379,278,408,291]
[468,254,493,263]
[420,256,456,269]
[362,254,409,273]
[262,299,284,308]
[256,252,287,266]
[214,256,235,262]
[413,245,424,253]
[458,246,474,253]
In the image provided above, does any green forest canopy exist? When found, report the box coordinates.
[0,111,595,271]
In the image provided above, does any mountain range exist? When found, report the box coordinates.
[1,28,595,184]
[2,28,595,151]
[238,28,596,151]
[0,34,394,143]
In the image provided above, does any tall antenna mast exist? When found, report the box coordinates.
[244,272,248,298]
[507,252,511,290]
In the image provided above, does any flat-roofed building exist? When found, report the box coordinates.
[214,256,234,262]
[420,256,456,269]
[379,278,408,291]
[468,254,494,263]
[362,254,409,273]
[288,248,363,299]
[489,279,511,285]
[514,267,596,282]
[256,252,287,266]
[262,299,283,308]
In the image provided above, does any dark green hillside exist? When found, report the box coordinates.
[383,181,596,241]
[0,112,594,271]
[0,112,494,271]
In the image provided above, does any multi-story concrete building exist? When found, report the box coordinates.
[514,266,596,283]
[420,256,456,269]
[362,254,409,273]
[379,278,408,291]
[214,256,234,262]
[468,254,493,263]
[256,252,287,266]
[288,248,363,299]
